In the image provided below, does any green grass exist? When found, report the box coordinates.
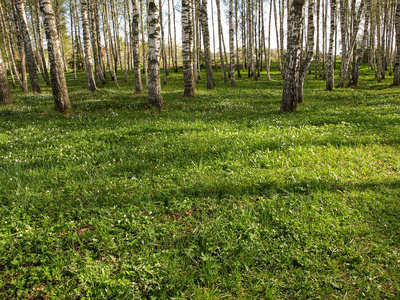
[1,63,399,299]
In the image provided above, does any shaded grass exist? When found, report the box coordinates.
[0,63,399,299]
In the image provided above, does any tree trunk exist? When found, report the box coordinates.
[281,0,305,112]
[54,0,68,72]
[81,0,97,91]
[195,2,201,80]
[216,0,227,81]
[172,0,179,72]
[273,0,283,78]
[103,0,120,88]
[40,0,72,112]
[338,0,365,87]
[212,0,218,72]
[139,0,148,83]
[315,0,321,78]
[69,0,77,79]
[132,0,143,93]
[298,0,315,102]
[235,0,241,78]
[337,0,348,87]
[322,0,327,79]
[266,0,272,81]
[200,0,215,89]
[182,0,195,96]
[248,0,257,79]
[229,0,236,87]
[326,0,337,90]
[0,3,22,89]
[192,0,197,82]
[0,49,12,104]
[13,3,29,94]
[160,0,167,85]
[352,0,370,86]
[375,0,383,82]
[279,0,284,77]
[89,0,105,84]
[124,0,128,82]
[0,7,15,87]
[394,0,400,85]
[30,4,47,87]
[148,0,164,107]
[168,0,174,72]
[15,0,41,93]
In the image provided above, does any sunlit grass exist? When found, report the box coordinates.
[1,63,399,298]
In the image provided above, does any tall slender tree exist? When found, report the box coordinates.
[0,49,12,104]
[132,0,143,93]
[229,0,236,87]
[0,3,22,90]
[394,0,400,85]
[216,0,227,82]
[15,0,41,93]
[182,0,195,96]
[148,0,164,107]
[40,0,72,112]
[234,0,241,78]
[326,0,337,90]
[337,0,348,87]
[315,0,321,78]
[199,0,215,89]
[172,0,179,72]
[281,0,305,112]
[89,0,105,84]
[140,0,148,82]
[298,0,315,102]
[352,0,370,86]
[81,0,97,91]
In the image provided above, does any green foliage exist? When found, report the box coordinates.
[0,64,399,299]
[67,41,85,72]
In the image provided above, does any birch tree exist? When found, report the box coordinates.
[148,0,164,107]
[326,0,336,90]
[40,0,72,112]
[394,0,400,85]
[281,0,305,112]
[298,0,315,102]
[216,0,227,82]
[182,0,195,96]
[229,0,236,87]
[0,49,12,104]
[352,0,370,86]
[15,0,41,93]
[199,0,215,89]
[132,0,143,93]
[81,0,97,91]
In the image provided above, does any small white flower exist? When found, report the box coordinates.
[19,234,22,237]
[92,238,97,242]
[149,211,152,215]
[145,216,148,219]
[4,221,7,224]
[118,220,121,223]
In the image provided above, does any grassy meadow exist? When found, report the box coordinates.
[0,63,399,299]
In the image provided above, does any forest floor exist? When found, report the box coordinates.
[1,63,399,299]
